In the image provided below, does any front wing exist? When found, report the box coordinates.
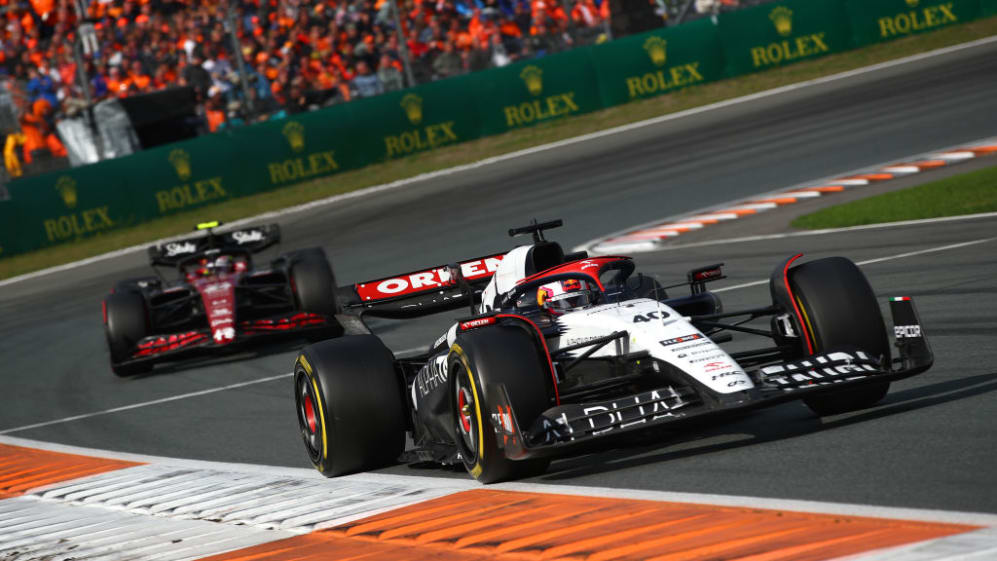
[114,312,336,371]
[489,297,933,461]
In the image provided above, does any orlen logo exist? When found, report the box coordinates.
[357,255,504,301]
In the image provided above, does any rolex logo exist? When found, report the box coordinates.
[769,6,793,37]
[282,121,305,152]
[55,176,77,209]
[401,93,423,125]
[905,0,919,6]
[520,65,543,96]
[643,37,667,67]
[169,149,192,181]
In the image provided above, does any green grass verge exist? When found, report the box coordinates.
[3,17,997,280]
[791,164,997,229]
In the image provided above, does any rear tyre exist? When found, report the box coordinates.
[627,273,667,300]
[295,335,406,476]
[114,277,160,293]
[788,257,891,416]
[105,291,151,377]
[450,325,552,484]
[289,248,341,341]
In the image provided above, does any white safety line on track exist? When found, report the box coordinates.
[3,36,997,289]
[0,372,293,435]
[713,236,997,293]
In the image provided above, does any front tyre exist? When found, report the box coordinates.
[449,326,551,483]
[294,335,406,476]
[105,291,151,377]
[789,257,891,416]
[289,248,342,341]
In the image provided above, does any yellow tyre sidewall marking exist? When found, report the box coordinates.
[795,295,819,353]
[450,343,485,479]
[297,354,329,467]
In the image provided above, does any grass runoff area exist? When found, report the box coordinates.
[792,164,997,229]
[3,18,997,281]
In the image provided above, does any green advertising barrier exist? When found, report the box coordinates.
[719,0,853,77]
[846,0,980,46]
[473,48,604,135]
[0,134,249,256]
[590,18,725,106]
[351,74,485,161]
[230,104,356,192]
[2,0,991,261]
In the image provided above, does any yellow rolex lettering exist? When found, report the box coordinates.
[532,99,549,120]
[626,77,643,98]
[795,36,812,57]
[669,66,687,88]
[879,16,896,37]
[938,3,956,23]
[155,190,172,213]
[811,33,828,53]
[685,62,703,82]
[43,219,59,242]
[42,206,114,241]
[385,136,402,157]
[504,106,522,127]
[751,46,768,68]
[194,180,211,202]
[561,93,578,112]
[439,122,457,142]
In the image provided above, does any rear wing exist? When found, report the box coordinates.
[342,253,505,318]
[148,224,281,267]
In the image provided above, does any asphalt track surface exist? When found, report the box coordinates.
[2,40,996,515]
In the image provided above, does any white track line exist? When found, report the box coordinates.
[713,236,997,293]
[4,36,997,289]
[0,372,293,435]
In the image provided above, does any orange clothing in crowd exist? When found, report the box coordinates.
[130,72,151,91]
[206,108,225,132]
[30,0,54,18]
[106,77,131,96]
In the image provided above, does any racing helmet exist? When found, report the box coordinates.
[537,278,596,314]
[212,255,234,273]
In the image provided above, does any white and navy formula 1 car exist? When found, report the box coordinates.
[294,220,932,482]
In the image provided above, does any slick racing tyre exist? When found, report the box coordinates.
[105,291,151,377]
[627,273,667,300]
[788,257,891,416]
[295,335,406,476]
[289,248,341,341]
[450,325,552,484]
[114,276,160,293]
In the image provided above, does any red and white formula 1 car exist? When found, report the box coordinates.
[103,222,342,376]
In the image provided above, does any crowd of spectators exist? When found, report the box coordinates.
[1,0,612,157]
